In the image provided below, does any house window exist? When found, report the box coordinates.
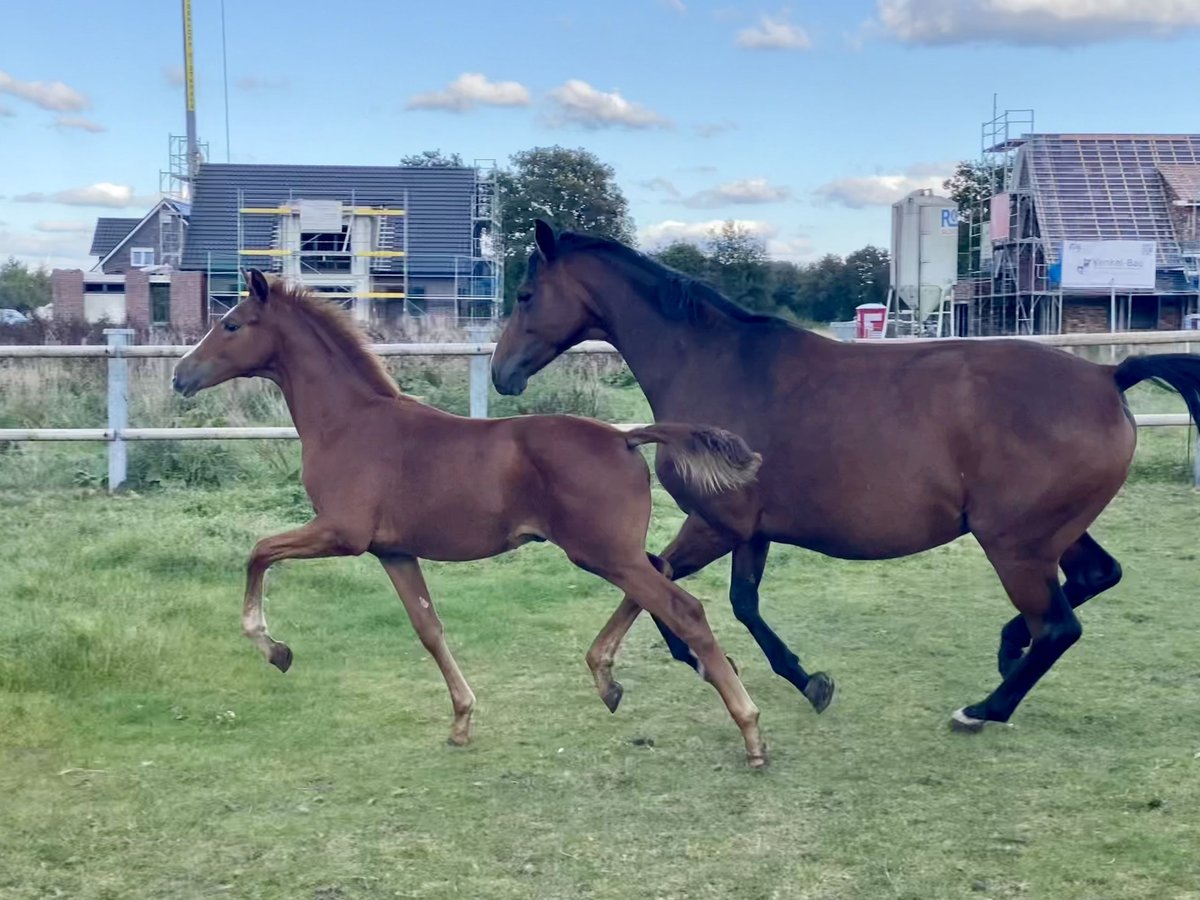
[131,247,155,267]
[299,227,350,273]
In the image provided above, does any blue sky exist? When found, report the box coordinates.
[3,0,1200,270]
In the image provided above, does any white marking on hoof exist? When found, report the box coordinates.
[951,708,986,731]
[419,596,430,609]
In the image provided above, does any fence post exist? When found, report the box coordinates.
[467,324,493,419]
[105,328,135,491]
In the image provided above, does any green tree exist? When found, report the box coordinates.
[399,149,465,167]
[0,257,51,312]
[499,145,635,307]
[652,241,711,281]
[706,220,770,312]
[845,245,890,309]
[942,160,1004,212]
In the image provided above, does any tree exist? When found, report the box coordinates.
[652,241,711,281]
[399,149,464,167]
[0,257,51,312]
[705,220,770,312]
[844,245,890,309]
[499,145,635,307]
[942,160,1004,213]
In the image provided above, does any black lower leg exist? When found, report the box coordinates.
[729,566,835,715]
[650,614,702,671]
[996,536,1120,677]
[969,580,1082,725]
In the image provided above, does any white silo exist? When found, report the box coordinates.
[887,189,959,335]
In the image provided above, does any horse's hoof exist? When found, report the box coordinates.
[747,750,769,770]
[603,682,624,714]
[446,733,471,748]
[950,707,987,733]
[803,672,836,713]
[269,644,293,673]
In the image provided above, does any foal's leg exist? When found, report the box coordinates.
[599,555,767,768]
[953,552,1083,732]
[729,536,836,713]
[997,532,1121,678]
[585,554,669,713]
[243,518,357,672]
[378,555,476,746]
[647,515,737,672]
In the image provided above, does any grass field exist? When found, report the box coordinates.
[2,373,1200,898]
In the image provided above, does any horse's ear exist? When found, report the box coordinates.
[245,268,270,304]
[534,219,558,263]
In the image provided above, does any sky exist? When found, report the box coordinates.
[3,0,1200,271]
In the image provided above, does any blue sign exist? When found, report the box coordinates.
[940,208,959,229]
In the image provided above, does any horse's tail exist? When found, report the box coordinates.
[625,423,762,495]
[1113,354,1200,430]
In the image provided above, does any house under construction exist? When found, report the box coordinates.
[956,109,1200,336]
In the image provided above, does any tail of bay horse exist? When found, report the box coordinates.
[491,220,1200,734]
[172,269,770,767]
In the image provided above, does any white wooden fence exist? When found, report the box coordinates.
[2,327,1199,490]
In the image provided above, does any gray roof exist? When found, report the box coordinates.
[89,218,142,257]
[181,164,476,276]
[1016,134,1200,269]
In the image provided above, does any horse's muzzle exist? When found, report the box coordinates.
[490,358,528,396]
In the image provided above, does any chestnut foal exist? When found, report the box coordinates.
[172,270,768,767]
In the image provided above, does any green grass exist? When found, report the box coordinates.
[2,364,1200,898]
[2,421,1200,899]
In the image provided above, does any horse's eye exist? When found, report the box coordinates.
[223,320,241,333]
[517,292,532,305]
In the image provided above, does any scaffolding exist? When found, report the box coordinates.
[206,189,409,321]
[455,159,503,324]
[963,105,1043,336]
[159,134,206,270]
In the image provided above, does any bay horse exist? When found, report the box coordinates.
[171,269,769,767]
[491,220,1200,733]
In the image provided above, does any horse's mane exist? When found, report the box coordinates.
[269,281,401,399]
[555,232,794,329]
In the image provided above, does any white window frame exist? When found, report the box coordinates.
[130,247,155,267]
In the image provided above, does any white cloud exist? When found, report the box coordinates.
[0,69,89,112]
[14,182,158,209]
[813,163,952,208]
[876,0,1200,45]
[695,120,737,138]
[236,75,289,92]
[545,79,670,130]
[406,73,531,112]
[0,228,92,269]
[641,218,780,248]
[162,65,185,88]
[661,0,686,11]
[766,235,815,263]
[34,220,92,233]
[52,115,106,133]
[683,178,793,208]
[737,13,813,49]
